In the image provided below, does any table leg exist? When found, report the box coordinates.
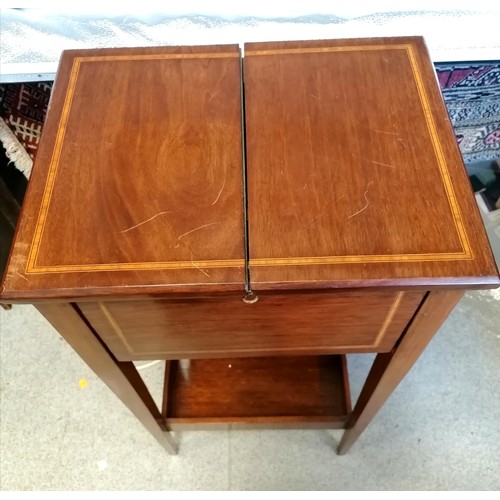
[36,302,178,455]
[338,290,464,455]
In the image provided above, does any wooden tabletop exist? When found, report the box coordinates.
[1,45,246,300]
[1,38,498,301]
[244,37,499,290]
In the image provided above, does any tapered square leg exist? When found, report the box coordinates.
[36,302,177,455]
[338,290,463,455]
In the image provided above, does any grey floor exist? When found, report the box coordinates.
[0,290,499,490]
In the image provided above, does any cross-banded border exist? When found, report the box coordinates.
[245,43,472,267]
[25,44,472,275]
[25,51,243,274]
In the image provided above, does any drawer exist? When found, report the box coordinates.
[77,291,424,361]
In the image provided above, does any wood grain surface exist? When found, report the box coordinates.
[165,355,350,429]
[1,45,245,301]
[77,290,424,360]
[1,37,498,303]
[244,37,499,290]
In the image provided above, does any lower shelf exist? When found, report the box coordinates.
[164,355,351,430]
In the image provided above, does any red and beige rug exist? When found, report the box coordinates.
[435,62,500,163]
[0,82,52,177]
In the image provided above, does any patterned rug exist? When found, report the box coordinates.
[435,62,500,163]
[0,63,499,176]
[0,82,52,177]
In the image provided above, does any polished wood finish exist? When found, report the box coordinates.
[35,302,177,454]
[161,361,172,420]
[164,355,350,430]
[116,359,164,424]
[0,45,245,302]
[77,290,424,360]
[0,40,498,455]
[244,37,499,290]
[338,290,464,454]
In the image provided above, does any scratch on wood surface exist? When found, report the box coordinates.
[120,211,172,233]
[177,222,220,241]
[191,255,210,278]
[374,129,398,136]
[17,272,30,283]
[372,160,396,169]
[347,181,374,220]
[212,176,227,206]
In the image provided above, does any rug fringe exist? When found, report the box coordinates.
[0,116,33,178]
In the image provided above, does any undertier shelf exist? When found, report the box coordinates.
[164,355,351,430]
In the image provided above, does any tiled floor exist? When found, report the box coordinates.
[1,289,499,490]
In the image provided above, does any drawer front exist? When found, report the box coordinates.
[78,291,424,361]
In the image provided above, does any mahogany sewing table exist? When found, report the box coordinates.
[1,37,498,455]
